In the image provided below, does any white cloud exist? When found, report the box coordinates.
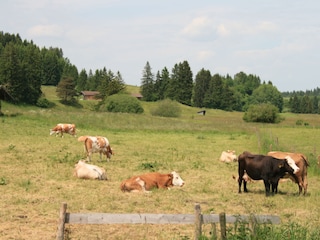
[28,24,63,37]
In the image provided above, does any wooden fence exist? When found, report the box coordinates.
[56,202,280,240]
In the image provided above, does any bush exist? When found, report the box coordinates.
[151,99,181,118]
[100,94,144,114]
[36,98,54,108]
[243,103,280,123]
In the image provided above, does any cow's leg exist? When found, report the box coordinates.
[87,152,92,162]
[238,167,245,193]
[264,180,271,196]
[238,177,243,193]
[271,181,278,194]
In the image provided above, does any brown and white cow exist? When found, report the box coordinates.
[74,160,107,180]
[219,150,238,163]
[120,171,185,193]
[50,123,76,137]
[78,136,113,162]
[267,151,309,195]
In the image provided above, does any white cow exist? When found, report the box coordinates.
[219,150,238,163]
[74,160,107,180]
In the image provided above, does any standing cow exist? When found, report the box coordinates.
[268,151,309,195]
[50,123,76,137]
[238,151,299,196]
[78,136,113,162]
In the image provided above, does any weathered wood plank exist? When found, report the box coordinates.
[203,214,280,224]
[66,213,280,225]
[66,213,195,224]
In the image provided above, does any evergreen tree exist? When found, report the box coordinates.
[160,67,170,100]
[312,96,319,114]
[40,47,64,85]
[166,61,193,105]
[106,70,126,96]
[62,58,78,86]
[154,71,162,101]
[140,61,155,101]
[0,42,23,102]
[203,74,224,109]
[77,69,88,91]
[300,95,312,113]
[290,95,301,113]
[21,43,42,104]
[193,68,211,107]
[56,76,77,102]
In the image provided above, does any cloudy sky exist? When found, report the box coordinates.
[1,0,320,92]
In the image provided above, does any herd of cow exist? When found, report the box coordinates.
[50,123,309,196]
[49,123,185,193]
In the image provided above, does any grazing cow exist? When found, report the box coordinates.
[74,160,107,180]
[50,123,76,137]
[78,136,113,162]
[238,151,299,196]
[120,171,184,193]
[219,150,238,163]
[268,151,309,195]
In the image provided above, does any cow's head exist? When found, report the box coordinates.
[285,156,300,174]
[106,147,113,159]
[170,171,184,187]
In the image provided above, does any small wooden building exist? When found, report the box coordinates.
[80,91,100,100]
[131,93,143,100]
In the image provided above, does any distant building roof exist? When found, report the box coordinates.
[131,93,143,99]
[80,91,100,96]
[80,91,101,100]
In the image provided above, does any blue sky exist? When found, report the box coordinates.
[1,0,320,92]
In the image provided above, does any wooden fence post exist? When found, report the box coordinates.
[219,212,227,240]
[56,202,67,240]
[194,203,202,240]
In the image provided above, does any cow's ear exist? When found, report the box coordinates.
[168,174,173,179]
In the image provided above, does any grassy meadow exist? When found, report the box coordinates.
[1,86,320,239]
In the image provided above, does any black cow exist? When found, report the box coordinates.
[238,151,298,196]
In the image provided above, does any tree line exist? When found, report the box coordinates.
[0,32,125,105]
[0,31,319,114]
[140,61,320,114]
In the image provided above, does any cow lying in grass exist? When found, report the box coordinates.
[74,160,107,180]
[120,171,184,193]
[219,150,238,162]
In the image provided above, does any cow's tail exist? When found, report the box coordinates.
[301,154,310,167]
[77,136,88,142]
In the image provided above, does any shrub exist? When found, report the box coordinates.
[36,98,54,108]
[151,99,181,118]
[101,94,144,114]
[243,103,280,123]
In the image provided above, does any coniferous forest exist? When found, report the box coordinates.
[0,31,319,114]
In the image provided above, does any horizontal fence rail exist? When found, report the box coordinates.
[56,202,280,240]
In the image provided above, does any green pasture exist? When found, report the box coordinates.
[0,87,320,239]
